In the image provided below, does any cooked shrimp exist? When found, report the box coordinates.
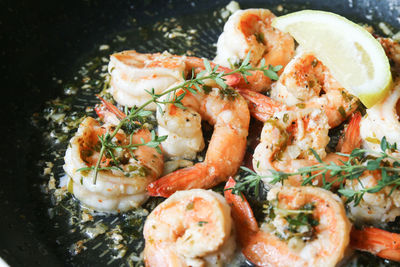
[351,227,400,262]
[252,104,361,187]
[224,178,351,267]
[271,51,359,127]
[360,79,400,156]
[143,189,236,267]
[344,170,400,224]
[156,87,205,160]
[215,9,295,92]
[109,50,241,110]
[147,85,250,197]
[378,37,400,76]
[109,50,186,109]
[252,106,330,181]
[63,103,164,212]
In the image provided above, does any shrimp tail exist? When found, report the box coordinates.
[217,66,242,86]
[224,177,258,245]
[185,56,242,87]
[237,89,282,122]
[147,163,218,198]
[350,227,400,262]
[337,111,362,154]
[97,95,126,119]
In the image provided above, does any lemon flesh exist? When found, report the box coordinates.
[273,10,392,108]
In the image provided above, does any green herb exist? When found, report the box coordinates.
[341,89,354,102]
[254,32,265,44]
[284,206,319,241]
[283,113,289,123]
[311,59,318,67]
[186,202,194,210]
[198,221,208,227]
[219,87,238,100]
[338,106,347,118]
[307,80,315,89]
[265,201,318,241]
[227,166,264,198]
[84,52,282,184]
[233,137,400,206]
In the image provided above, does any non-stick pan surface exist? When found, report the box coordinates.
[1,0,399,266]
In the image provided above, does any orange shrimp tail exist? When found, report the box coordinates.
[236,70,273,92]
[337,111,362,154]
[217,65,242,86]
[147,163,219,198]
[97,95,126,119]
[351,227,400,262]
[225,177,303,265]
[185,56,242,87]
[224,178,258,245]
[237,89,281,122]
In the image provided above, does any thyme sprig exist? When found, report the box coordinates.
[233,137,400,206]
[264,201,318,241]
[84,52,282,184]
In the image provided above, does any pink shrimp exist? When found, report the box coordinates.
[247,89,362,187]
[271,52,359,127]
[64,98,164,212]
[108,50,242,109]
[215,9,295,92]
[147,85,250,197]
[224,178,351,266]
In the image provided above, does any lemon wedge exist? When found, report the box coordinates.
[272,10,392,108]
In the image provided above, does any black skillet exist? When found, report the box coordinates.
[1,0,399,266]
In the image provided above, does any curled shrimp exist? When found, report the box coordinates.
[109,50,241,109]
[63,100,164,212]
[252,106,330,181]
[147,85,250,197]
[143,189,236,266]
[351,227,400,262]
[224,178,351,267]
[215,9,295,92]
[245,91,362,186]
[271,51,359,128]
[360,79,400,156]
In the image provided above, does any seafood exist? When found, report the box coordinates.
[271,51,359,128]
[252,106,330,184]
[253,107,361,186]
[156,87,205,160]
[224,178,351,267]
[63,106,164,212]
[360,79,400,156]
[378,37,400,76]
[109,51,241,110]
[148,85,250,197]
[109,50,186,109]
[344,170,400,224]
[351,227,400,262]
[143,189,236,266]
[215,8,295,91]
[55,7,400,265]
